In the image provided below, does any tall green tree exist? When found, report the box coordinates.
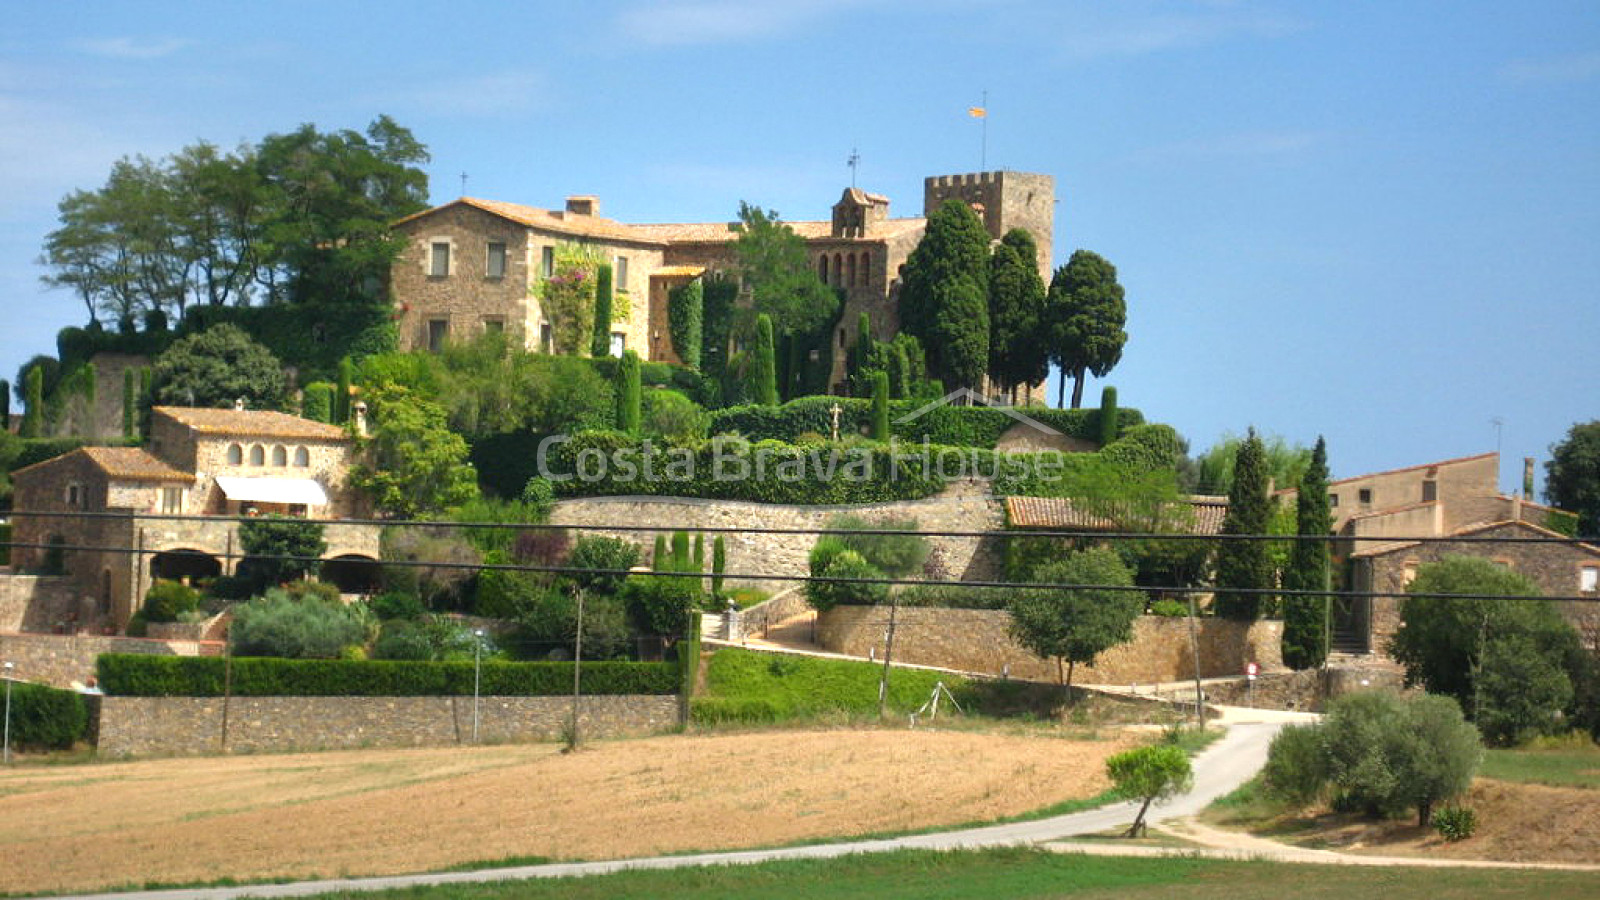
[667,279,703,370]
[1281,436,1332,669]
[987,229,1049,401]
[617,350,642,434]
[731,203,838,338]
[591,263,614,358]
[1194,432,1313,495]
[1545,420,1600,536]
[20,366,43,438]
[237,517,328,588]
[151,323,288,410]
[752,314,778,406]
[348,384,478,517]
[1008,547,1140,689]
[1214,428,1275,620]
[1045,249,1127,409]
[899,199,992,393]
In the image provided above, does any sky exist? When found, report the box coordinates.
[2,1,1596,493]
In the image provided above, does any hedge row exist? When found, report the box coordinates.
[710,397,1139,448]
[5,683,89,750]
[96,654,679,697]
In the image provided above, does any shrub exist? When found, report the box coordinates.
[1313,690,1481,826]
[1432,806,1478,842]
[369,590,426,621]
[520,476,556,519]
[1262,723,1329,807]
[142,579,200,623]
[228,589,370,659]
[1148,598,1188,617]
[828,515,930,577]
[7,683,88,750]
[642,389,708,445]
[895,583,1008,609]
[510,590,632,662]
[373,619,435,661]
[806,548,886,612]
[237,517,327,589]
[621,571,699,637]
[474,569,549,620]
[567,535,641,596]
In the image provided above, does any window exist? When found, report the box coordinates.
[819,256,829,282]
[1422,479,1438,503]
[1358,488,1373,505]
[482,317,505,334]
[615,255,629,288]
[1581,566,1598,593]
[226,444,243,465]
[1328,493,1339,508]
[161,487,183,514]
[540,322,553,354]
[294,446,310,467]
[486,242,507,279]
[66,483,82,508]
[427,318,449,352]
[429,241,450,277]
[609,331,626,357]
[249,445,265,466]
[541,246,555,278]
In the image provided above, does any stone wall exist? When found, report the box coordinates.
[96,694,681,758]
[817,606,1283,685]
[0,632,219,689]
[0,573,81,633]
[549,492,1005,591]
[735,588,813,638]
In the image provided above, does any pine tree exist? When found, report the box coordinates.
[898,199,992,392]
[752,314,778,406]
[1282,436,1332,668]
[618,350,642,434]
[871,370,890,441]
[1045,250,1128,408]
[591,263,614,358]
[1214,428,1275,620]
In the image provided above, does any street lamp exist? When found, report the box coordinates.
[3,661,14,765]
[472,629,485,744]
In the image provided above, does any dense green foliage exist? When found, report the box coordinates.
[1045,249,1127,409]
[237,517,327,588]
[987,229,1050,400]
[1320,691,1481,826]
[1106,744,1193,836]
[4,682,89,750]
[151,323,288,410]
[301,381,333,423]
[699,277,737,388]
[805,548,888,612]
[228,588,371,658]
[1281,436,1332,669]
[1096,386,1118,447]
[731,202,839,338]
[617,350,642,434]
[350,384,478,516]
[752,314,778,406]
[667,279,703,370]
[899,199,992,392]
[142,578,201,622]
[828,515,931,578]
[1545,420,1600,535]
[691,646,963,724]
[536,243,602,355]
[1260,724,1330,807]
[870,370,890,440]
[1008,547,1141,687]
[20,365,43,438]
[708,395,1124,447]
[566,535,640,596]
[1213,429,1274,620]
[95,653,678,697]
[591,263,614,359]
[1193,431,1312,495]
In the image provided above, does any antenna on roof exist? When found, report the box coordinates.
[847,147,860,188]
[460,172,469,196]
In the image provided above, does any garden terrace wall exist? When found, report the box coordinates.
[95,694,680,758]
[0,633,218,690]
[0,574,79,633]
[817,606,1284,685]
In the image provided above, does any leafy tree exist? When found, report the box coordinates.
[237,516,327,588]
[1477,633,1574,746]
[591,263,614,358]
[731,202,839,338]
[617,350,642,433]
[1008,547,1140,688]
[151,323,288,410]
[513,587,631,661]
[1545,420,1600,535]
[1214,429,1275,621]
[987,229,1049,401]
[622,571,699,638]
[805,548,887,612]
[1194,431,1313,495]
[899,199,992,393]
[1282,436,1332,669]
[1261,723,1329,807]
[1106,744,1193,837]
[752,314,778,406]
[1044,249,1127,409]
[1319,690,1480,825]
[228,588,369,659]
[350,384,478,517]
[668,279,703,370]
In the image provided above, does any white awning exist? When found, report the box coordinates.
[215,476,329,507]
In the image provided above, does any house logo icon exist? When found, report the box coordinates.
[895,388,1061,435]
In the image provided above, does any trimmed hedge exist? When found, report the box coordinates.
[96,654,679,697]
[7,683,89,750]
[710,397,1141,448]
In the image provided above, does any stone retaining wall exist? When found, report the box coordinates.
[0,633,219,689]
[0,573,83,633]
[96,694,681,758]
[817,606,1284,685]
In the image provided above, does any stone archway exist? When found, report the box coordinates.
[321,554,381,595]
[149,549,223,585]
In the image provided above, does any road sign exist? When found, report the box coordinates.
[1245,662,1259,681]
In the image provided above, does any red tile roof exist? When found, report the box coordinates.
[1005,495,1229,534]
[154,407,347,441]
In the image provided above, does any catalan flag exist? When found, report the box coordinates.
[968,106,987,118]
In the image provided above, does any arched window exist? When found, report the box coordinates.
[847,254,857,288]
[249,445,265,466]
[271,445,287,467]
[294,446,310,467]
[859,252,870,285]
[833,253,843,286]
[818,256,829,283]
[226,444,243,465]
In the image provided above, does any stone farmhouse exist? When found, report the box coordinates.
[389,170,1055,393]
[8,405,380,631]
[1281,452,1596,653]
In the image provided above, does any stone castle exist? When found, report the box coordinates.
[389,170,1055,391]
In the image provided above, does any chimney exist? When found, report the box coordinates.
[565,196,599,217]
[353,401,368,438]
[233,397,245,411]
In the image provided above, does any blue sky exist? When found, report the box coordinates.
[2,1,1596,492]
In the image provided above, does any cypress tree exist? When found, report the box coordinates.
[1282,436,1333,669]
[0,378,10,430]
[335,357,354,424]
[898,199,992,391]
[667,279,703,370]
[21,365,43,438]
[671,531,691,572]
[888,342,910,399]
[752,314,778,406]
[871,370,890,441]
[122,369,136,439]
[653,534,669,571]
[988,229,1049,401]
[712,535,727,598]
[1214,428,1274,620]
[618,350,642,434]
[1098,386,1119,446]
[591,263,614,358]
[850,312,874,387]
[692,533,706,598]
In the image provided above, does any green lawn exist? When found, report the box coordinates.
[303,848,1598,900]
[1480,740,1600,789]
[690,646,966,725]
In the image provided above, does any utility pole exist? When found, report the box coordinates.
[1187,593,1205,731]
[568,589,585,751]
[877,593,900,719]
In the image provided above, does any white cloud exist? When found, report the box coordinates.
[1050,1,1305,62]
[615,0,873,47]
[75,36,191,60]
[1498,51,1600,85]
[407,71,550,118]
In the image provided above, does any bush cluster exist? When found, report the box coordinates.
[6,683,89,750]
[709,397,1137,448]
[95,654,679,696]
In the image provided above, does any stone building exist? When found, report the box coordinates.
[9,406,380,631]
[389,171,1055,392]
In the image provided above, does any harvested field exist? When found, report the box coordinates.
[0,728,1132,895]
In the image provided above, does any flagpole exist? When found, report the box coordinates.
[980,90,988,169]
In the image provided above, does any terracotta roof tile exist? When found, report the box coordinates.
[1005,495,1228,535]
[154,407,348,441]
[651,265,707,279]
[81,447,192,482]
